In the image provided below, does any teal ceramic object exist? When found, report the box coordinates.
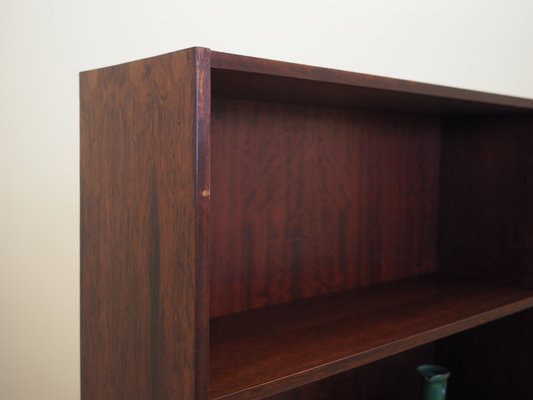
[417,364,451,400]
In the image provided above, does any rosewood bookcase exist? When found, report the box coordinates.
[81,47,533,399]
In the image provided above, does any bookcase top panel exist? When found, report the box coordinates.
[211,49,533,114]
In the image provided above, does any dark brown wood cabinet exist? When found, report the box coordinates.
[81,47,533,400]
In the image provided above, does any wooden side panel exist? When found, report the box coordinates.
[210,98,440,317]
[439,115,533,285]
[80,48,209,399]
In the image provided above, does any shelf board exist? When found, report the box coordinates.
[211,50,533,113]
[209,275,533,400]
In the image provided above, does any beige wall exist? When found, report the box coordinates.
[1,0,532,398]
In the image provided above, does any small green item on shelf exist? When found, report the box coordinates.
[417,364,451,400]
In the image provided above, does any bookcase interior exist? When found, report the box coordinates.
[264,308,533,400]
[208,71,533,399]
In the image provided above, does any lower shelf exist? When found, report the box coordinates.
[209,275,533,400]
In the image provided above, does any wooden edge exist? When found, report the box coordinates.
[79,46,212,75]
[212,296,533,400]
[211,50,533,111]
[81,47,533,111]
[195,47,211,400]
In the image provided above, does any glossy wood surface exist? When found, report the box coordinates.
[209,276,533,399]
[211,51,533,113]
[210,98,440,317]
[81,47,210,400]
[81,47,533,400]
[266,344,434,400]
[439,115,533,286]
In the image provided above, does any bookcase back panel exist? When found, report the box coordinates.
[439,115,533,286]
[437,309,533,400]
[210,98,441,317]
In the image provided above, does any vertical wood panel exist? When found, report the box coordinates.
[438,309,533,400]
[81,48,208,399]
[195,48,211,400]
[526,118,533,287]
[439,115,533,285]
[210,98,440,317]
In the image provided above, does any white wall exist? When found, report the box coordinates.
[1,0,532,398]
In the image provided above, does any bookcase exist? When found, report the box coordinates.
[80,47,533,400]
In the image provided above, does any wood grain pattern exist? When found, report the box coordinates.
[209,276,533,399]
[81,47,533,400]
[211,51,533,113]
[81,47,210,400]
[265,344,434,400]
[210,98,440,317]
[439,115,533,286]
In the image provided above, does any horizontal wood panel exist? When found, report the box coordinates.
[209,275,533,399]
[211,50,533,113]
[265,345,434,400]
